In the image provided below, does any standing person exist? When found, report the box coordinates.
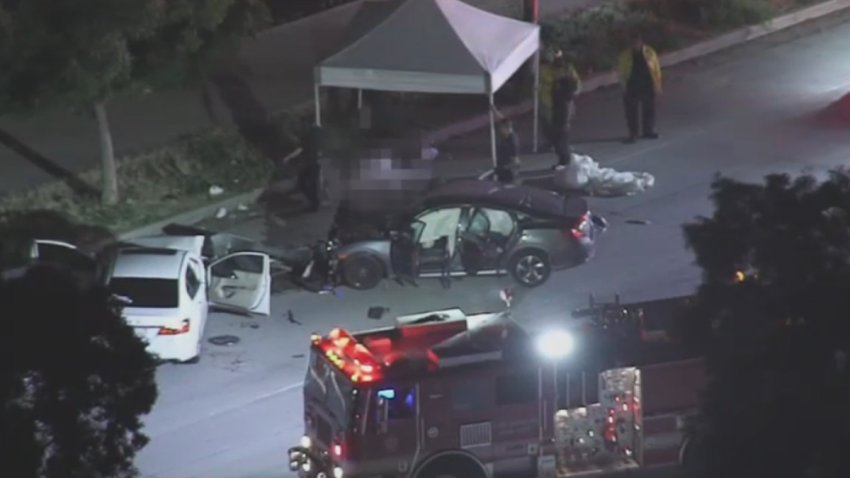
[539,47,562,151]
[279,121,325,212]
[618,33,662,143]
[550,57,581,168]
[492,110,520,184]
[541,50,581,153]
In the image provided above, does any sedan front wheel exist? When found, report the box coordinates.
[342,255,384,290]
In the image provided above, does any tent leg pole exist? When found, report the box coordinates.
[314,84,322,126]
[357,89,363,110]
[533,49,541,154]
[488,92,497,170]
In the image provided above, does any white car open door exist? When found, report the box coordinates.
[33,239,85,263]
[207,251,271,316]
[32,239,99,282]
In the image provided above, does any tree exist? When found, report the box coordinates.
[681,171,850,478]
[0,0,269,205]
[264,0,354,24]
[0,266,158,477]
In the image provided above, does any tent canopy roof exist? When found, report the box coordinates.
[316,0,540,94]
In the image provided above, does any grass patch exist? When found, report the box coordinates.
[0,128,274,234]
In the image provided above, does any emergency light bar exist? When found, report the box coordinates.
[312,328,383,383]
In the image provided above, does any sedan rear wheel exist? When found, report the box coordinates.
[510,250,551,287]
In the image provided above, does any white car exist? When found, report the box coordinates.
[12,233,272,363]
[104,235,272,363]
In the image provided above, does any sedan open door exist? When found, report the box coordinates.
[207,252,272,316]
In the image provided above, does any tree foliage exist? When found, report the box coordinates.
[0,0,269,204]
[265,0,354,24]
[0,0,269,112]
[0,266,158,477]
[682,171,850,478]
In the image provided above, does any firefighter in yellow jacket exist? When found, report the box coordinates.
[540,48,581,166]
[617,33,662,143]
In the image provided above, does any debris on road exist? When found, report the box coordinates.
[286,309,302,325]
[208,335,240,346]
[292,353,305,358]
[367,307,389,320]
[215,207,228,219]
[625,219,652,225]
[209,185,224,197]
[237,203,249,211]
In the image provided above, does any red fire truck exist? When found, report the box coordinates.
[288,299,706,478]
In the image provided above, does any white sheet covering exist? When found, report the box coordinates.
[554,154,655,197]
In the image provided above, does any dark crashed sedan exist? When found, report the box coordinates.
[331,179,607,289]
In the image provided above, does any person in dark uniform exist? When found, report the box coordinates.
[617,33,663,143]
[495,118,519,184]
[279,122,324,212]
[551,71,579,167]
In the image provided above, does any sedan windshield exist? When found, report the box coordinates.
[109,277,179,308]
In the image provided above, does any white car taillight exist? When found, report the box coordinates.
[158,319,190,336]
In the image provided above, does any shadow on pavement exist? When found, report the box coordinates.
[0,127,100,198]
[575,135,629,145]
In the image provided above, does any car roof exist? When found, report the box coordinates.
[423,179,587,219]
[110,248,186,280]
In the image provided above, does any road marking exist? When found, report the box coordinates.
[148,381,305,438]
[199,382,305,420]
[225,381,305,414]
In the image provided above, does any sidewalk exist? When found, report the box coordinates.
[0,0,607,196]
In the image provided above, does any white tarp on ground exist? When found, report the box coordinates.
[555,154,656,197]
[316,0,540,94]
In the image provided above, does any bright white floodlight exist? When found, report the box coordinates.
[536,330,575,360]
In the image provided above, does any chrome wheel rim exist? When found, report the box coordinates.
[516,255,545,285]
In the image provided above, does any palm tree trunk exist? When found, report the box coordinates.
[94,101,119,205]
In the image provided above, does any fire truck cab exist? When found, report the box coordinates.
[288,306,705,478]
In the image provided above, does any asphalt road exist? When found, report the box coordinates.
[135,17,850,478]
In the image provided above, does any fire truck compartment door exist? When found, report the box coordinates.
[420,381,456,448]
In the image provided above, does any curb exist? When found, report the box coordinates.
[423,0,850,145]
[118,188,265,240]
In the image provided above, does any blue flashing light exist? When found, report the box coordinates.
[405,390,415,409]
[377,389,396,400]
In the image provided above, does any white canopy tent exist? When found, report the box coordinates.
[314,0,542,166]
